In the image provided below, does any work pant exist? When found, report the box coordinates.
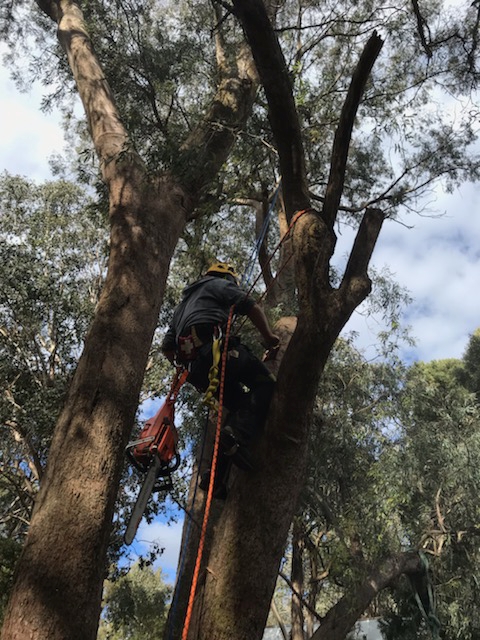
[186,338,275,444]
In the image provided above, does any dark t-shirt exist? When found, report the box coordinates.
[161,276,255,351]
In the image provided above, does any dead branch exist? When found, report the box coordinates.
[322,32,384,229]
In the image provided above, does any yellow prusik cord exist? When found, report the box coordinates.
[203,336,222,410]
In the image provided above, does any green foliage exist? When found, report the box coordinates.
[385,353,480,639]
[281,327,480,639]
[97,562,171,640]
[0,172,107,538]
[0,172,123,612]
[3,0,480,223]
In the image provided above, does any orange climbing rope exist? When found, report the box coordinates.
[169,367,190,402]
[181,305,235,640]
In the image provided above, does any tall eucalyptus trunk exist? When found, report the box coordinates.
[0,1,259,638]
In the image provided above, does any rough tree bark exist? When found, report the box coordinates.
[181,2,385,639]
[0,1,261,639]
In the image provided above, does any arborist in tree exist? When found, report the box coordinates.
[161,261,279,495]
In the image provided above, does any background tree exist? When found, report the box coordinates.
[97,562,171,640]
[0,172,107,538]
[263,329,480,640]
[381,350,480,640]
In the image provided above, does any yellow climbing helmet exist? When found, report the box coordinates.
[206,261,239,282]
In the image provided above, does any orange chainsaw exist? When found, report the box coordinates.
[124,369,188,545]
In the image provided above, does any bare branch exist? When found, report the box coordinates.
[322,32,383,229]
[179,7,260,198]
[411,0,433,58]
[213,1,231,76]
[270,598,289,640]
[7,421,44,482]
[311,552,423,640]
[341,207,385,287]
[35,0,133,180]
[35,0,59,21]
[278,571,324,624]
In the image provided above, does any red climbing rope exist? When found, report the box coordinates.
[181,305,235,640]
[169,367,189,403]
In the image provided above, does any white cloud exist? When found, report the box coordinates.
[0,61,66,181]
[133,515,184,583]
[337,182,480,362]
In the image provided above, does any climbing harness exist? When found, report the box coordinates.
[181,306,235,640]
[124,367,188,545]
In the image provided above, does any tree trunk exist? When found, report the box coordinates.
[189,280,363,640]
[186,3,385,638]
[1,0,261,637]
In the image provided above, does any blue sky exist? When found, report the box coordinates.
[2,48,480,581]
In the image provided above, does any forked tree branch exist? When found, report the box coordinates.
[8,422,44,483]
[178,8,262,199]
